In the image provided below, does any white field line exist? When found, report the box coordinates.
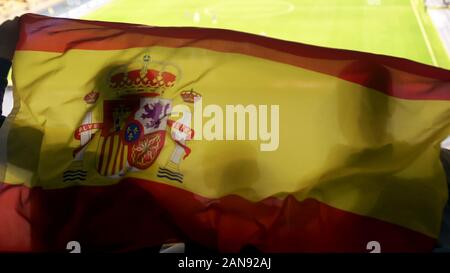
[411,0,438,66]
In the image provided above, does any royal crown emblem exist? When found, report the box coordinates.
[108,54,180,97]
[83,90,99,104]
[67,53,193,181]
[181,89,202,103]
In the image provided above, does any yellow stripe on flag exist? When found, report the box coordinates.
[4,46,450,240]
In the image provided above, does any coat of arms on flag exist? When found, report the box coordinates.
[66,53,193,180]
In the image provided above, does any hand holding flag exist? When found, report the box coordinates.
[0,17,19,61]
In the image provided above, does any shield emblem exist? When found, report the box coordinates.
[96,96,171,176]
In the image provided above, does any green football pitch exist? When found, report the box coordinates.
[85,0,450,69]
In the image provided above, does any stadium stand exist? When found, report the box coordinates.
[0,0,106,20]
[426,0,450,8]
[41,0,111,19]
[427,1,450,58]
[1,0,62,20]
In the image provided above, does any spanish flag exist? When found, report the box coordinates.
[1,13,450,252]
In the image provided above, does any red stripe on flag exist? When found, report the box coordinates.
[119,141,125,171]
[96,137,107,174]
[104,135,116,176]
[111,140,122,175]
[0,179,436,252]
[15,14,450,101]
